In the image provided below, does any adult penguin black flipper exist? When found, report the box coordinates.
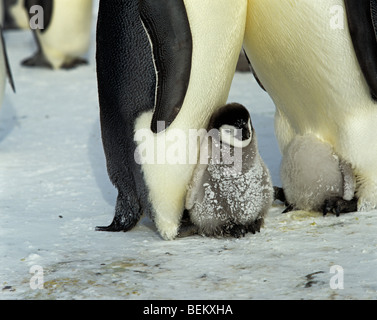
[140,0,192,133]
[95,0,192,233]
[0,25,15,93]
[344,0,377,100]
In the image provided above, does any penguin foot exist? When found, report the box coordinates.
[21,51,53,69]
[282,204,295,214]
[61,57,88,70]
[177,224,199,238]
[248,218,264,234]
[228,224,248,238]
[177,210,199,238]
[227,218,264,238]
[96,192,142,232]
[322,197,358,217]
[274,186,294,213]
[95,218,138,232]
[273,186,286,203]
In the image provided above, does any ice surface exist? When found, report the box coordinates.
[1,2,377,300]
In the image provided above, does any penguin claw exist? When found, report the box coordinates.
[282,204,295,214]
[229,225,247,238]
[273,186,294,214]
[22,51,53,69]
[322,197,358,217]
[95,218,138,232]
[227,219,264,238]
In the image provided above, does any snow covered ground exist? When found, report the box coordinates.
[2,4,377,301]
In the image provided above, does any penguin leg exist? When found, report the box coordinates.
[176,209,199,238]
[228,224,248,238]
[247,218,264,234]
[21,31,53,69]
[273,186,286,202]
[273,186,295,213]
[21,50,53,69]
[96,191,142,232]
[61,57,88,70]
[322,197,358,217]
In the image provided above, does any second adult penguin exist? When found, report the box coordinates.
[22,0,93,69]
[185,103,274,238]
[243,0,377,212]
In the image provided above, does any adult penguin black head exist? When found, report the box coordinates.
[96,0,247,240]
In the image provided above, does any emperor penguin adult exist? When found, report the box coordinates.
[95,0,247,240]
[185,103,274,238]
[244,0,377,213]
[22,0,93,69]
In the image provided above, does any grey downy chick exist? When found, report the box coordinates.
[278,134,357,216]
[184,103,274,238]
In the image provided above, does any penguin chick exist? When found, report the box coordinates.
[185,103,274,238]
[280,134,357,216]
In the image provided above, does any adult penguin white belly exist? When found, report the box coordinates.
[96,0,247,240]
[244,0,377,212]
[22,0,93,69]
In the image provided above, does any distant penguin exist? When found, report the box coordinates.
[279,134,357,215]
[243,0,377,213]
[22,0,93,69]
[96,0,248,240]
[4,0,29,30]
[185,103,274,238]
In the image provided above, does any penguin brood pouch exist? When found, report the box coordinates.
[243,0,377,214]
[95,0,248,240]
[185,103,274,238]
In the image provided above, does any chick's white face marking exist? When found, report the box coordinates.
[219,120,252,148]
